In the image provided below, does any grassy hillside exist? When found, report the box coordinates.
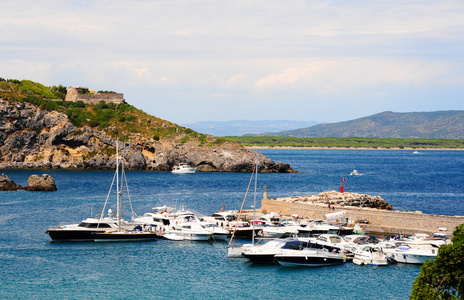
[0,78,225,146]
[227,136,464,149]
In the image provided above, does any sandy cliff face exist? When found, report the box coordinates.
[0,99,296,173]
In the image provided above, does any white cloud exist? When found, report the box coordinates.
[1,0,464,123]
[253,58,461,94]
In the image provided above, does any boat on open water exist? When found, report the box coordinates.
[171,163,196,174]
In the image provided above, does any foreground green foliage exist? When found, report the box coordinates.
[410,224,464,299]
[0,78,222,145]
[226,136,464,149]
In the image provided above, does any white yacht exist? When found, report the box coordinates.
[171,163,196,174]
[47,142,156,242]
[352,245,389,266]
[199,222,230,240]
[46,211,123,241]
[382,244,438,264]
[275,248,346,267]
[164,221,214,241]
[242,238,306,264]
[204,210,261,239]
[297,221,340,236]
[260,224,288,238]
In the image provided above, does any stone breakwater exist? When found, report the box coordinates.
[261,191,464,236]
[278,191,392,210]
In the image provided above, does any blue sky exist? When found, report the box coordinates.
[1,0,463,124]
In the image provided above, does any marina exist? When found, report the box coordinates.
[1,149,464,299]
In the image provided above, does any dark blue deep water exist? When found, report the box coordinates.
[1,149,463,299]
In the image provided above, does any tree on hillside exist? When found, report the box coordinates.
[410,224,464,299]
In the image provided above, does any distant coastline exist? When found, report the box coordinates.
[246,146,464,150]
[227,136,464,150]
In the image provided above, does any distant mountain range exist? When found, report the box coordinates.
[257,111,464,139]
[182,120,319,137]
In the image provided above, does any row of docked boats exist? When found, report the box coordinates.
[232,231,449,267]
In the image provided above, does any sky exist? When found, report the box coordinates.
[1,0,464,124]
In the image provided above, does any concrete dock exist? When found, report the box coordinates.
[259,191,464,236]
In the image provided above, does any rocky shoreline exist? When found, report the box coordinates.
[0,99,296,173]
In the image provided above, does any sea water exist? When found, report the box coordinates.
[1,149,463,299]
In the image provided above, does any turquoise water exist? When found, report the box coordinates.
[1,149,463,299]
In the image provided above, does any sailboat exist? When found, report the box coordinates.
[92,141,158,242]
[227,155,261,257]
[46,141,135,242]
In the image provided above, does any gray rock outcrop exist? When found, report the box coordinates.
[0,173,20,191]
[23,174,57,191]
[0,99,296,173]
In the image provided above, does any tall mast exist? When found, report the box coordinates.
[116,141,121,230]
[120,142,126,228]
[252,155,258,246]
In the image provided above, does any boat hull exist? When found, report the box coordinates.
[353,257,388,266]
[211,233,229,241]
[387,252,435,264]
[46,229,105,242]
[275,252,346,267]
[164,232,212,241]
[93,232,158,242]
[229,228,262,239]
[243,253,277,264]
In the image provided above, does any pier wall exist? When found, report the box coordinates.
[261,197,464,236]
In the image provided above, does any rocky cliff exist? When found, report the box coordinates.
[0,99,296,172]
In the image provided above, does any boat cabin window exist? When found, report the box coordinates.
[282,241,305,250]
[153,218,170,225]
[225,215,237,222]
[317,236,328,242]
[182,225,191,229]
[329,236,343,244]
[78,222,112,228]
[211,214,226,221]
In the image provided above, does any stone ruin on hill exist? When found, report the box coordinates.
[65,86,125,105]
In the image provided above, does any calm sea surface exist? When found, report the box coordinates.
[1,149,463,299]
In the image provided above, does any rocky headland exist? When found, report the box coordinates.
[0,99,296,173]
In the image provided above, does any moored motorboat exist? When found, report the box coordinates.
[352,245,388,266]
[275,248,346,267]
[164,221,214,241]
[204,210,261,239]
[200,222,230,240]
[242,238,306,264]
[260,224,288,238]
[382,244,438,264]
[46,213,121,242]
[297,221,340,236]
[171,163,196,174]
